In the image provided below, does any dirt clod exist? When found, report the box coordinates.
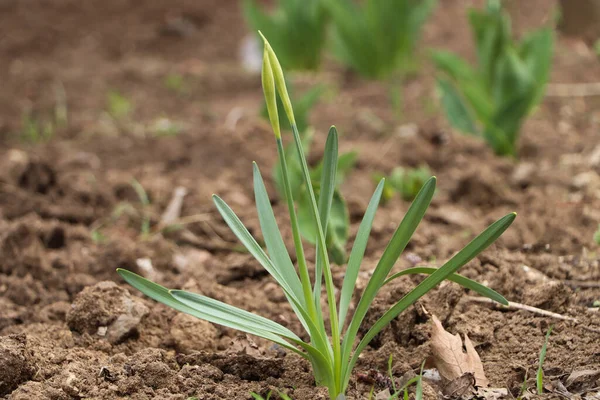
[0,334,34,396]
[66,281,149,344]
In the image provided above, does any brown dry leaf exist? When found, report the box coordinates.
[430,314,490,387]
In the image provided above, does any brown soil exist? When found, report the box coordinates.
[1,0,600,399]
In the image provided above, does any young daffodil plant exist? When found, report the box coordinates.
[117,35,516,399]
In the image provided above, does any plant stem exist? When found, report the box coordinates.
[275,138,318,320]
[290,124,342,394]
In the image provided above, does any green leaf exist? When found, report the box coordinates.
[431,51,475,82]
[324,0,436,79]
[342,177,436,366]
[117,269,303,355]
[253,163,305,304]
[383,267,508,305]
[343,212,516,388]
[314,127,339,311]
[537,325,553,394]
[339,179,385,330]
[437,78,479,136]
[213,195,303,307]
[171,289,299,340]
[326,190,350,265]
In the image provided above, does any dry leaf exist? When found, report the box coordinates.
[430,314,490,387]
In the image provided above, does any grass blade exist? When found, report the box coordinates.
[537,325,553,394]
[342,177,436,364]
[253,163,304,303]
[338,179,385,330]
[171,289,297,339]
[383,267,508,305]
[314,127,339,310]
[343,212,516,388]
[117,269,303,355]
[213,195,302,304]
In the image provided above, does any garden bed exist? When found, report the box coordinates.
[1,0,599,398]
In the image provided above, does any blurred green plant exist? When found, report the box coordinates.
[433,0,554,157]
[243,0,327,71]
[107,90,133,120]
[324,0,436,79]
[274,127,357,265]
[164,73,188,95]
[595,225,600,245]
[20,111,55,143]
[375,165,432,203]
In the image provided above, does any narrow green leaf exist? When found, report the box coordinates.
[171,289,299,340]
[253,163,304,304]
[117,269,303,356]
[342,177,436,365]
[343,212,516,388]
[213,195,301,305]
[338,179,385,330]
[383,267,508,305]
[537,325,553,394]
[314,127,339,305]
[437,78,479,136]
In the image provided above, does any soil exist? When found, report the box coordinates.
[1,0,600,399]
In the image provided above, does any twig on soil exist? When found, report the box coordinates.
[465,296,600,334]
[546,82,600,97]
[160,186,188,226]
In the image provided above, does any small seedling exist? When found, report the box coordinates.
[117,35,515,400]
[251,391,293,400]
[536,325,553,394]
[20,111,55,143]
[164,73,187,95]
[325,0,436,79]
[273,128,357,265]
[433,0,553,157]
[376,166,432,203]
[107,90,133,120]
[594,224,600,245]
[243,0,327,71]
[130,179,151,238]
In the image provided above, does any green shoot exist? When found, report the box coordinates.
[594,224,600,245]
[388,355,397,394]
[376,166,432,203]
[433,0,554,157]
[536,325,553,394]
[117,36,516,400]
[415,361,425,400]
[164,73,187,95]
[107,90,133,120]
[273,128,357,265]
[130,179,151,238]
[324,0,436,79]
[243,0,327,71]
[250,392,271,400]
[20,111,55,143]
